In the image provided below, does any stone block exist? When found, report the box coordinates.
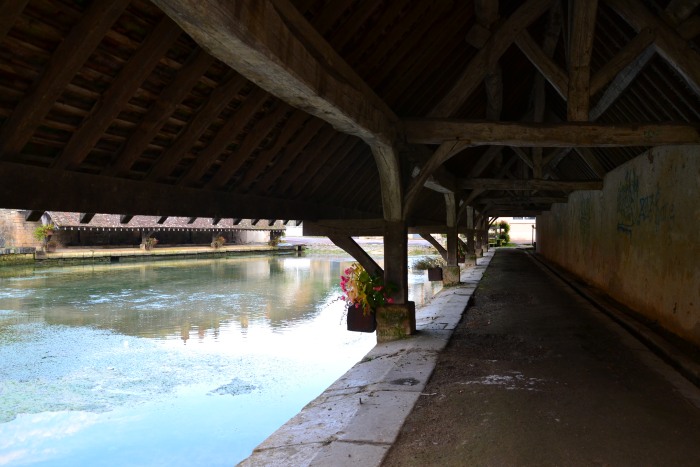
[442,265,461,286]
[376,302,415,342]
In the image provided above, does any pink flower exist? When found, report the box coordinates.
[344,267,352,275]
[387,297,394,304]
[355,303,360,309]
[373,286,383,291]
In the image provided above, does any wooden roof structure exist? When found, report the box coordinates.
[1,0,699,228]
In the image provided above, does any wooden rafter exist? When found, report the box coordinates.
[236,111,311,191]
[271,129,339,194]
[0,0,130,159]
[145,75,248,181]
[606,0,700,96]
[180,87,271,185]
[53,16,182,170]
[404,120,700,146]
[0,1,29,42]
[206,102,292,189]
[589,27,655,97]
[104,50,216,176]
[516,30,568,100]
[251,120,327,194]
[299,140,364,199]
[429,0,551,118]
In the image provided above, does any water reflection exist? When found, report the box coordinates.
[0,254,442,465]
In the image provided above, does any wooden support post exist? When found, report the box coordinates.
[377,220,415,342]
[327,235,383,278]
[384,220,408,304]
[446,229,458,266]
[466,206,476,255]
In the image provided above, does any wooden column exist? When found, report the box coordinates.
[466,206,476,255]
[377,220,415,342]
[384,220,408,304]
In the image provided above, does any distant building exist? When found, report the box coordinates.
[0,209,286,249]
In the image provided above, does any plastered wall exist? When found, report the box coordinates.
[537,145,700,347]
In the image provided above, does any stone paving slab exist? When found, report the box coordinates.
[239,250,494,466]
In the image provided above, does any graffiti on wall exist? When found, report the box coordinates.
[616,169,675,235]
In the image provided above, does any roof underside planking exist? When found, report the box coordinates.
[0,0,698,227]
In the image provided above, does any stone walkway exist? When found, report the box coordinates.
[238,252,494,466]
[382,249,700,466]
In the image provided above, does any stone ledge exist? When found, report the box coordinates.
[238,251,494,466]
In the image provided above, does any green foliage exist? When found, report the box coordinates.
[33,223,55,242]
[411,256,446,270]
[496,220,510,246]
[268,230,285,246]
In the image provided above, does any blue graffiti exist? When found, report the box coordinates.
[616,169,674,236]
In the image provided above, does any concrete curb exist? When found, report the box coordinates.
[238,251,494,466]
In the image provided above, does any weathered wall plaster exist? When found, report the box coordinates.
[537,146,700,346]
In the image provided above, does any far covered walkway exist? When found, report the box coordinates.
[383,249,700,466]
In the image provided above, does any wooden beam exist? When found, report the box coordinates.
[157,216,168,224]
[206,102,291,189]
[251,119,326,195]
[589,47,655,121]
[104,50,216,176]
[429,0,552,117]
[53,16,182,170]
[212,217,222,225]
[403,119,700,146]
[146,75,248,181]
[327,235,383,278]
[79,213,95,224]
[303,219,385,237]
[236,111,311,191]
[419,234,447,261]
[478,196,569,204]
[0,0,130,159]
[590,28,655,96]
[665,0,700,25]
[510,146,534,169]
[0,162,373,221]
[0,1,29,42]
[606,0,700,96]
[573,147,607,178]
[567,0,598,121]
[120,215,134,224]
[24,210,44,222]
[403,141,471,218]
[187,217,197,224]
[515,30,568,99]
[460,178,603,191]
[152,0,398,148]
[180,87,271,185]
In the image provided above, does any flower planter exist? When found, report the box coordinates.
[347,305,376,333]
[427,267,443,281]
